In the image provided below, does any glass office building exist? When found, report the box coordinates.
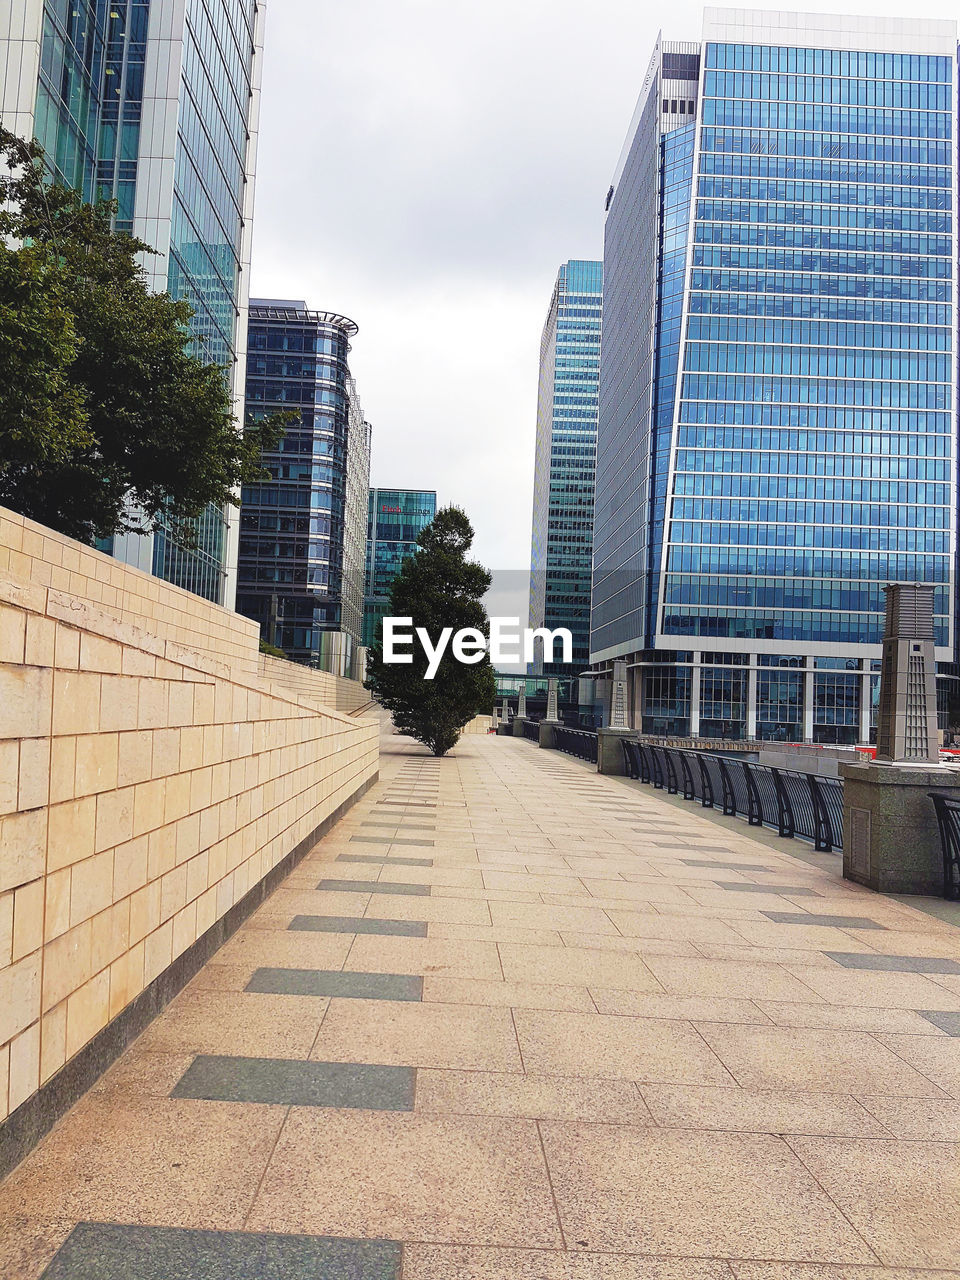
[237,300,372,677]
[529,260,603,676]
[592,8,957,742]
[1,0,264,605]
[363,489,438,646]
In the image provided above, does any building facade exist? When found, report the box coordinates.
[1,0,265,605]
[363,489,438,646]
[237,300,372,677]
[591,8,957,743]
[529,259,603,675]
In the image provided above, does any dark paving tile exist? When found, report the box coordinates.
[716,882,821,897]
[171,1055,417,1110]
[920,1010,960,1036]
[349,836,435,848]
[762,911,887,930]
[245,968,423,1001]
[42,1222,401,1280]
[824,952,960,974]
[377,801,437,808]
[654,842,738,850]
[361,821,436,831]
[338,854,434,867]
[289,915,427,937]
[682,859,777,872]
[317,879,430,897]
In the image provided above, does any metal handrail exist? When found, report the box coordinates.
[619,739,844,852]
[929,793,960,900]
[553,726,599,764]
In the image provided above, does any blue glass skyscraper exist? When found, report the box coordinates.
[1,0,265,605]
[529,259,603,676]
[363,489,438,647]
[592,9,956,743]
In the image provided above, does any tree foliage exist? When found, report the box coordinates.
[365,507,497,756]
[0,127,286,543]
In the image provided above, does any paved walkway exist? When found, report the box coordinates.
[3,723,960,1278]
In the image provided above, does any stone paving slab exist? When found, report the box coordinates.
[289,916,428,937]
[318,879,432,896]
[245,968,423,1001]
[40,1223,402,1279]
[171,1055,417,1110]
[823,952,960,974]
[338,854,435,866]
[4,724,960,1279]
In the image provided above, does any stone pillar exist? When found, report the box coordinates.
[803,665,814,743]
[842,583,949,894]
[545,677,559,724]
[496,697,512,734]
[746,657,757,740]
[875,583,939,763]
[841,762,960,895]
[513,686,527,737]
[689,655,700,737]
[858,670,872,746]
[539,677,561,749]
[609,661,629,729]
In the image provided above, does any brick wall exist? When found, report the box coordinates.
[0,506,378,1128]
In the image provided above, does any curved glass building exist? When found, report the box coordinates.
[237,300,372,677]
[592,8,957,743]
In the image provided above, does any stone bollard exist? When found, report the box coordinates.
[597,727,633,776]
[841,761,960,895]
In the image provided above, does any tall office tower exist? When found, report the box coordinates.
[237,300,372,678]
[0,0,265,605]
[528,259,603,675]
[591,8,956,744]
[363,489,438,646]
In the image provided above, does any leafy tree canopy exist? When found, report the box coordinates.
[365,507,497,756]
[0,127,286,544]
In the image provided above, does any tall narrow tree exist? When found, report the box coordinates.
[366,507,497,756]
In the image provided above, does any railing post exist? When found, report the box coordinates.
[808,775,832,852]
[742,761,763,826]
[771,768,795,838]
[696,755,714,808]
[717,758,737,816]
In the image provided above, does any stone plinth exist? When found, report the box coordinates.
[840,761,960,895]
[538,720,561,750]
[597,727,633,776]
[512,716,526,737]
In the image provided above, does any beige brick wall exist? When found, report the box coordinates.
[462,715,493,735]
[0,506,378,1125]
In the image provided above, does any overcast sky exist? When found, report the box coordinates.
[249,0,955,595]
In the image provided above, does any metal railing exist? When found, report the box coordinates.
[554,726,599,764]
[929,793,960,900]
[622,740,844,853]
[522,719,540,742]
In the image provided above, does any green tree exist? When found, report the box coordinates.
[365,507,497,756]
[0,127,285,544]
